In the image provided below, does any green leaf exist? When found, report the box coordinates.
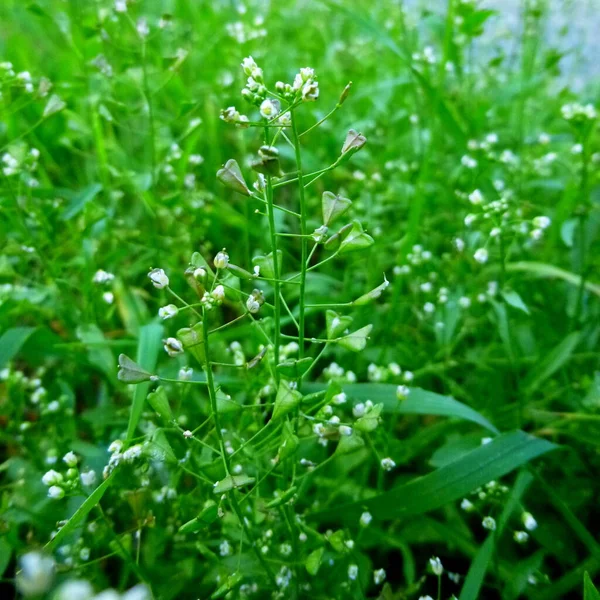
[0,537,11,577]
[0,327,36,369]
[252,251,282,280]
[126,322,163,443]
[216,159,250,196]
[504,261,600,298]
[272,380,303,421]
[584,572,600,600]
[335,431,365,455]
[276,357,313,379]
[336,324,372,352]
[303,383,498,433]
[306,547,325,576]
[61,183,102,220]
[523,331,580,394]
[147,386,173,422]
[179,502,219,534]
[117,353,153,383]
[326,310,353,339]
[312,431,557,522]
[77,324,116,382]
[355,403,383,433]
[322,191,352,226]
[177,322,206,367]
[338,221,374,254]
[45,473,114,552]
[213,474,255,494]
[43,93,66,118]
[501,289,530,315]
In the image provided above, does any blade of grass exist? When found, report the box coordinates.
[125,322,164,444]
[312,431,557,522]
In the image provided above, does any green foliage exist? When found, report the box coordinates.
[1,0,599,598]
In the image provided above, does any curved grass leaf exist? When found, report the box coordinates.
[504,261,600,298]
[584,572,600,600]
[311,384,499,433]
[125,322,164,443]
[311,431,556,522]
[0,327,36,369]
[45,473,114,551]
[523,331,580,394]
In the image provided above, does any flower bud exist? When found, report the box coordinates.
[212,285,225,303]
[148,268,169,289]
[163,337,184,357]
[338,81,352,105]
[214,249,230,270]
[158,304,178,320]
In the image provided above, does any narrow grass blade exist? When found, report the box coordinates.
[305,383,498,433]
[584,572,600,600]
[45,473,114,552]
[0,327,36,369]
[312,431,556,522]
[523,332,580,394]
[126,322,163,443]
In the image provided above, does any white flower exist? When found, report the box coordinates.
[339,425,353,436]
[423,302,435,314]
[461,155,477,169]
[485,132,498,145]
[16,552,55,597]
[92,270,115,284]
[538,132,550,144]
[183,430,193,438]
[212,285,225,303]
[54,580,94,600]
[348,564,358,580]
[430,556,443,576]
[418,597,434,600]
[464,214,476,227]
[468,189,484,205]
[474,248,488,264]
[108,440,123,454]
[333,392,347,405]
[522,512,537,531]
[460,498,474,512]
[102,292,114,304]
[123,444,143,463]
[178,367,193,381]
[359,511,372,527]
[63,451,78,467]
[482,516,496,531]
[219,540,232,557]
[373,568,386,585]
[148,268,169,289]
[514,530,529,543]
[259,99,278,119]
[381,457,396,471]
[158,304,178,319]
[42,469,63,486]
[48,485,65,499]
[396,385,410,400]
[459,296,471,308]
[246,296,260,314]
[80,470,97,487]
[571,143,583,155]
[533,216,551,229]
[114,0,127,12]
[163,337,184,357]
[481,436,493,445]
[214,249,229,269]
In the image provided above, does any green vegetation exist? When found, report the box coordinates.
[1,0,599,598]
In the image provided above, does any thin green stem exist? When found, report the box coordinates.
[291,111,308,360]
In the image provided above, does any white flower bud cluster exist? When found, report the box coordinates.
[561,102,596,121]
[41,451,86,499]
